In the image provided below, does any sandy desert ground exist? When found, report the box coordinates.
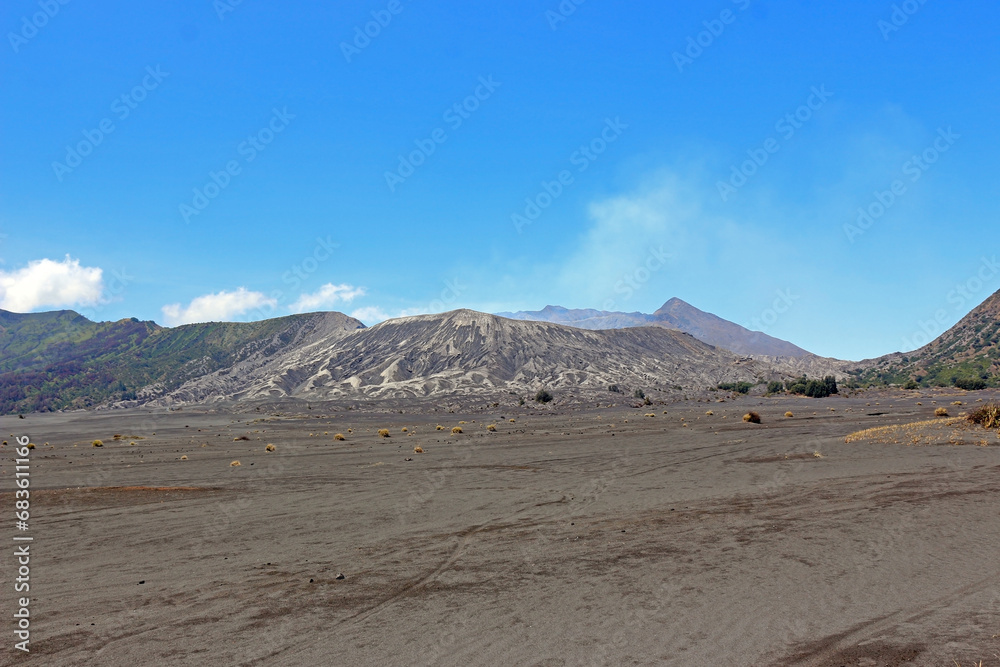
[2,390,1000,666]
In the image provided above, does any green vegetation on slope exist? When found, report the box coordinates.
[0,310,340,414]
[851,290,1000,390]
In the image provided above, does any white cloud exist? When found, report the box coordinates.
[288,283,366,313]
[0,255,104,312]
[350,305,425,325]
[161,287,277,326]
[350,306,392,324]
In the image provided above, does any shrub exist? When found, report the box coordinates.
[436,425,444,430]
[401,427,408,433]
[934,407,949,417]
[743,412,761,424]
[786,379,808,394]
[452,426,463,434]
[535,389,553,403]
[486,424,497,431]
[954,377,988,391]
[26,443,35,449]
[903,379,919,390]
[803,381,827,398]
[334,433,346,441]
[265,444,276,452]
[234,436,250,441]
[718,382,753,394]
[766,381,784,395]
[112,434,122,440]
[230,460,241,467]
[509,418,516,422]
[92,440,103,447]
[414,446,424,453]
[180,455,188,460]
[633,388,645,399]
[784,411,794,418]
[608,384,622,393]
[968,403,1000,429]
[705,410,714,416]
[378,429,390,438]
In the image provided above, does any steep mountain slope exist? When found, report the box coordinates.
[0,310,364,413]
[498,297,811,357]
[159,310,775,404]
[652,298,810,358]
[854,289,1000,389]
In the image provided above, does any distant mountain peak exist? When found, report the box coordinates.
[655,296,689,312]
[498,299,812,358]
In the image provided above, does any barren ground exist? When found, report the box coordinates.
[2,389,1000,666]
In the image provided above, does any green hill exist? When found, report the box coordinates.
[852,289,1000,389]
[0,310,363,414]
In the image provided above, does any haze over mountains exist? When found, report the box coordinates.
[1,289,997,414]
[498,298,811,358]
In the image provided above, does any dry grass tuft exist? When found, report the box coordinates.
[436,425,444,430]
[401,427,408,432]
[486,424,497,432]
[180,455,188,460]
[378,429,390,438]
[509,418,516,423]
[334,433,346,441]
[26,443,35,449]
[845,418,992,447]
[112,434,122,440]
[92,439,103,447]
[230,460,241,467]
[645,413,656,418]
[968,403,1000,429]
[265,444,276,452]
[935,407,949,417]
[452,426,463,434]
[234,435,250,441]
[743,412,761,424]
[705,410,714,416]
[784,412,794,418]
[413,446,424,453]
[813,451,824,458]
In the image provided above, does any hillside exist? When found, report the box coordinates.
[853,289,1000,389]
[156,309,777,405]
[498,297,811,357]
[0,310,365,413]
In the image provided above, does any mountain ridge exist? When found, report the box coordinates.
[498,297,811,358]
[151,308,777,406]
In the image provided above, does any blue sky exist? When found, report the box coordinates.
[1,0,998,360]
